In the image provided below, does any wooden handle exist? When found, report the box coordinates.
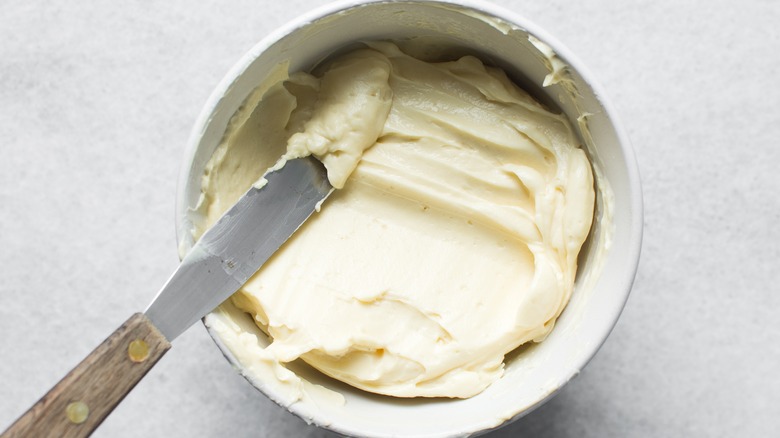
[2,313,171,438]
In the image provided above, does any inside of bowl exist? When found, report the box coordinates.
[179,1,640,437]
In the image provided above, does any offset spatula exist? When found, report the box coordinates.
[2,156,332,438]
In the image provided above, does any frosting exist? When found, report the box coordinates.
[199,41,594,399]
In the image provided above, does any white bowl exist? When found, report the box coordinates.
[175,1,643,436]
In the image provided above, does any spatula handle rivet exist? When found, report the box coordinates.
[65,401,89,424]
[127,339,150,363]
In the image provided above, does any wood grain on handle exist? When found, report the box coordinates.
[2,313,171,438]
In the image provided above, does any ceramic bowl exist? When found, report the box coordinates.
[175,1,643,436]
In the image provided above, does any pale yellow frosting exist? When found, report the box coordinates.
[200,42,594,399]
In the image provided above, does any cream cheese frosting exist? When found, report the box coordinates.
[199,41,595,399]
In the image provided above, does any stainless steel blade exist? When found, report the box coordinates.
[145,156,332,341]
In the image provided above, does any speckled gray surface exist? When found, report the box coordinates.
[1,1,778,437]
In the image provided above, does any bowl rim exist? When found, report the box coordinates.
[175,0,644,436]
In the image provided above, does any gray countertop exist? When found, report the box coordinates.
[1,1,777,436]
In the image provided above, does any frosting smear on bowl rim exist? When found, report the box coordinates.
[198,41,595,399]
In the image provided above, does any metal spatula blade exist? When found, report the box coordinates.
[146,156,332,341]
